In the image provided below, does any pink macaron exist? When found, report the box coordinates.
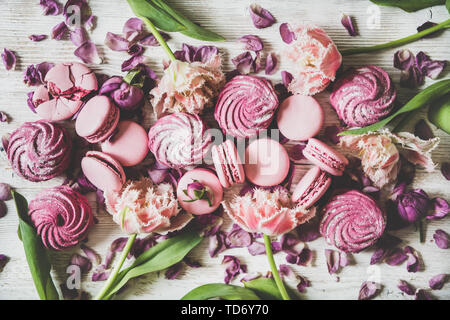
[211,140,245,188]
[292,166,331,208]
[176,168,223,215]
[244,138,290,187]
[81,151,126,192]
[101,120,149,167]
[276,95,324,141]
[75,95,120,143]
[303,138,348,176]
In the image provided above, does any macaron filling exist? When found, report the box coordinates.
[82,105,119,142]
[306,144,346,171]
[88,153,123,177]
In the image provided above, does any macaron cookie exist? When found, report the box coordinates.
[177,169,223,215]
[244,138,290,187]
[292,166,331,208]
[101,120,148,167]
[81,151,126,192]
[75,95,120,143]
[211,140,245,188]
[276,95,324,141]
[303,138,348,176]
[33,62,98,122]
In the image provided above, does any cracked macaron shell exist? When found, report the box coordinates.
[81,151,126,192]
[292,166,331,208]
[75,95,120,143]
[211,140,245,188]
[303,138,348,176]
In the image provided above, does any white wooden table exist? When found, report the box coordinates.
[0,0,449,300]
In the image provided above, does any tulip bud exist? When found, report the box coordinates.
[183,180,213,206]
[396,189,429,223]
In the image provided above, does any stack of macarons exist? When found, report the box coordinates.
[75,95,149,192]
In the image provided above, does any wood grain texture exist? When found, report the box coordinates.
[0,0,449,300]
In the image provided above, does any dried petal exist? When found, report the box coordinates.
[29,34,47,42]
[80,244,101,265]
[441,162,450,180]
[74,40,102,64]
[183,257,201,268]
[400,65,424,88]
[417,21,438,35]
[394,49,415,70]
[139,32,170,46]
[226,224,252,248]
[209,231,227,257]
[85,15,96,31]
[433,229,449,249]
[121,54,144,72]
[296,220,321,242]
[249,4,275,29]
[404,245,420,273]
[265,53,277,75]
[370,248,386,265]
[70,27,88,47]
[92,271,110,282]
[341,14,357,36]
[396,189,430,223]
[280,233,304,256]
[51,21,68,40]
[240,272,262,282]
[429,274,447,290]
[104,32,130,52]
[397,280,415,295]
[165,262,183,280]
[0,112,8,123]
[0,254,9,272]
[70,254,92,273]
[385,248,408,266]
[415,289,434,300]
[232,51,254,74]
[248,241,266,255]
[427,197,450,220]
[325,249,340,274]
[281,70,293,89]
[239,35,263,52]
[40,0,62,16]
[0,183,12,201]
[358,281,381,300]
[23,62,54,87]
[222,255,247,284]
[1,48,16,71]
[416,51,447,79]
[279,23,296,44]
[123,17,144,42]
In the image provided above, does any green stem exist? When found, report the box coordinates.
[418,220,425,243]
[139,15,176,61]
[263,234,290,300]
[341,19,450,56]
[94,233,137,300]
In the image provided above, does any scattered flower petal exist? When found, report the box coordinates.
[70,254,92,274]
[232,51,255,74]
[265,53,277,75]
[325,249,340,274]
[427,198,450,220]
[226,224,252,248]
[0,112,8,123]
[80,244,101,265]
[385,248,408,266]
[239,35,263,52]
[248,241,266,255]
[417,21,438,35]
[0,183,12,201]
[394,49,416,70]
[209,231,227,257]
[85,15,96,31]
[29,34,47,42]
[415,289,434,300]
[222,255,247,284]
[92,271,110,282]
[123,17,144,42]
[416,51,447,79]
[281,70,293,89]
[70,27,88,47]
[1,49,16,71]
[341,14,357,36]
[165,262,183,280]
[74,40,102,64]
[358,281,381,300]
[397,280,415,295]
[279,23,296,44]
[104,32,130,52]
[40,0,62,16]
[249,4,275,29]
[139,32,170,46]
[0,254,9,272]
[51,21,68,40]
[433,229,449,249]
[429,274,447,290]
[23,62,54,86]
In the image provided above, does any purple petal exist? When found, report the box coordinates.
[183,257,201,268]
[427,198,450,220]
[239,35,263,52]
[385,248,408,266]
[324,125,341,144]
[232,51,254,75]
[121,55,144,72]
[397,280,415,295]
[429,274,447,290]
[110,237,128,253]
[296,220,321,242]
[280,233,304,256]
[99,76,123,95]
[341,14,357,36]
[80,244,101,265]
[70,27,88,47]
[415,289,434,300]
[406,253,420,273]
[140,32,170,47]
[339,252,350,267]
[441,162,450,180]
[104,32,130,52]
[70,254,92,273]
[85,15,96,31]
[252,51,263,73]
[173,43,196,63]
[0,183,12,201]
[128,44,145,57]
[51,21,68,40]
[358,281,381,300]
[123,18,144,42]
[240,272,262,282]
[222,255,246,284]
[433,229,449,249]
[249,4,275,29]
[416,51,447,79]
[296,275,310,293]
[226,224,252,248]
[1,49,16,71]
[296,248,313,266]
[74,40,102,64]
[0,112,8,123]
[209,231,227,257]
[265,53,277,75]
[92,271,110,282]
[394,49,415,70]
[29,34,47,42]
[193,46,219,64]
[279,23,296,44]
[370,248,387,265]
[325,249,340,274]
[165,262,183,280]
[0,254,9,272]
[40,0,62,16]
[248,241,266,255]
[278,264,296,281]
[27,92,37,113]
[281,70,293,89]
[400,65,424,88]
[417,21,439,38]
